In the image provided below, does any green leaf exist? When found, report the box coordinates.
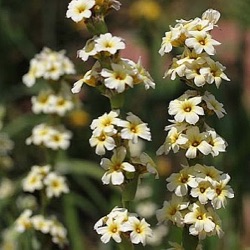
[72,175,110,211]
[69,192,99,218]
[57,159,103,180]
[63,195,85,250]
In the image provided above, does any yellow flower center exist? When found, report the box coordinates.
[192,141,200,147]
[77,6,86,14]
[197,215,203,220]
[180,176,188,183]
[136,227,142,234]
[52,180,60,188]
[199,39,205,46]
[169,207,177,216]
[184,106,192,112]
[216,188,221,195]
[57,99,66,106]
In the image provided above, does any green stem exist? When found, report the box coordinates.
[109,92,125,110]
[121,174,139,206]
[40,189,48,216]
[118,235,135,250]
[86,15,108,35]
[182,226,199,250]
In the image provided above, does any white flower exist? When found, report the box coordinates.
[46,127,72,150]
[121,217,152,246]
[31,91,52,114]
[156,195,189,227]
[202,9,221,25]
[89,132,116,155]
[96,217,123,244]
[193,164,222,182]
[207,129,227,157]
[90,110,120,136]
[48,95,74,116]
[77,37,97,62]
[202,91,226,118]
[138,152,158,177]
[31,164,51,176]
[118,112,151,143]
[184,203,215,236]
[66,0,95,23]
[50,220,68,247]
[185,31,221,55]
[26,123,53,146]
[43,172,69,198]
[23,172,44,192]
[22,59,45,87]
[207,208,224,238]
[15,209,33,232]
[159,31,174,55]
[165,58,186,80]
[23,47,75,86]
[185,59,209,87]
[95,33,125,54]
[190,180,214,204]
[168,96,204,125]
[94,207,128,230]
[187,18,214,33]
[166,166,198,197]
[201,58,230,88]
[157,126,188,155]
[71,78,85,94]
[100,146,135,185]
[101,63,133,93]
[31,215,52,234]
[133,57,156,89]
[71,61,99,93]
[210,174,234,209]
[183,126,212,159]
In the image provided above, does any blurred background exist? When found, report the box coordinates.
[1,0,250,249]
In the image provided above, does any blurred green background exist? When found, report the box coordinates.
[1,0,250,249]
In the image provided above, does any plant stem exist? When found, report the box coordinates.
[118,235,135,250]
[109,93,125,110]
[182,226,199,250]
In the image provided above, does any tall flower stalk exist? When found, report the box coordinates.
[156,9,234,250]
[67,0,157,248]
[14,47,75,249]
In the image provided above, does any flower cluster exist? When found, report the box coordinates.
[159,9,230,88]
[15,209,68,248]
[94,207,152,246]
[18,47,75,248]
[22,165,69,198]
[26,123,72,150]
[90,111,151,155]
[66,1,157,247]
[157,90,227,159]
[31,91,74,116]
[22,47,75,87]
[89,111,157,185]
[156,164,234,239]
[72,33,155,94]
[157,9,234,247]
[66,0,121,23]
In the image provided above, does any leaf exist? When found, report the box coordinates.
[63,195,85,250]
[57,159,103,180]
